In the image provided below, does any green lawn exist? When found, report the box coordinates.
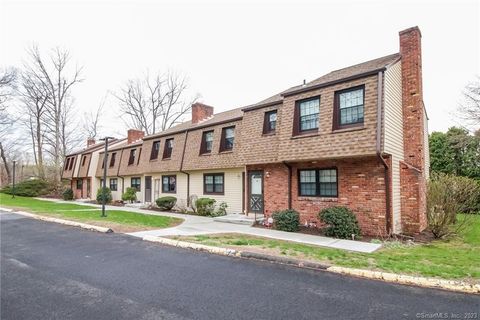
[175,215,480,281]
[0,194,182,232]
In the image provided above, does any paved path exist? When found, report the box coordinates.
[2,211,478,320]
[35,198,381,253]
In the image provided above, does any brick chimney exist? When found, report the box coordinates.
[87,138,96,147]
[127,129,144,144]
[399,26,428,235]
[400,26,425,171]
[192,103,214,124]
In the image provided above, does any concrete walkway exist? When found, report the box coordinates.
[36,198,381,253]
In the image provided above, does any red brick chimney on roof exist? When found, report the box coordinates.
[191,103,214,124]
[87,138,96,147]
[127,129,144,144]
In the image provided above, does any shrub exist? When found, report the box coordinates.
[96,187,112,204]
[156,196,177,211]
[122,187,137,203]
[196,198,216,216]
[0,179,53,197]
[189,194,198,213]
[427,173,480,238]
[272,209,300,232]
[62,188,74,200]
[210,201,228,217]
[319,206,361,239]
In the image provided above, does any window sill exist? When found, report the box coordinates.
[262,132,276,137]
[332,126,365,134]
[291,132,320,140]
[219,150,234,154]
[204,192,225,196]
[298,196,338,202]
[199,153,212,156]
[162,158,171,161]
[149,159,159,162]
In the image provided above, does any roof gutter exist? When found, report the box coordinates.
[179,130,190,206]
[375,70,392,235]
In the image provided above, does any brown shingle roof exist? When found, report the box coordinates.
[144,106,244,140]
[66,138,127,156]
[81,53,401,144]
[281,53,400,96]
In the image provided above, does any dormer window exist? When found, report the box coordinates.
[109,152,116,167]
[334,86,364,130]
[128,149,136,165]
[293,97,320,135]
[150,141,160,160]
[81,155,87,166]
[68,157,74,170]
[200,131,214,154]
[163,138,173,159]
[220,126,235,152]
[263,110,277,134]
[64,158,70,170]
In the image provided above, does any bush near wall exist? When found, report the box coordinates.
[122,187,137,203]
[0,179,54,197]
[319,206,361,239]
[96,187,113,204]
[62,188,74,200]
[196,198,216,216]
[427,173,480,238]
[272,209,300,232]
[156,196,177,211]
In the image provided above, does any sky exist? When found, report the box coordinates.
[1,0,479,137]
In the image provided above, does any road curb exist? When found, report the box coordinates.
[142,235,479,295]
[142,235,237,256]
[327,266,480,294]
[1,207,113,233]
[238,251,329,270]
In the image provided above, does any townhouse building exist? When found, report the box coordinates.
[62,137,126,199]
[64,26,429,236]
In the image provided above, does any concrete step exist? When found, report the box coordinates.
[213,214,264,226]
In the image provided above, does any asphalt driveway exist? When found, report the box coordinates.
[1,211,478,320]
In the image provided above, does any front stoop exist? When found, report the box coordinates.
[214,214,264,226]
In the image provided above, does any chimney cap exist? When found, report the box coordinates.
[399,26,422,37]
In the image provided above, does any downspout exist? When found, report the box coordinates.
[179,130,190,206]
[375,71,392,235]
[282,161,292,210]
[116,149,125,194]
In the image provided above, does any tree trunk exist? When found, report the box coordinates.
[36,116,45,179]
[0,142,11,183]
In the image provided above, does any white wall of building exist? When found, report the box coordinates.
[384,60,404,234]
[189,168,244,214]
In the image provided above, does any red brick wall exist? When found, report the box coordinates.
[248,156,388,236]
[400,162,427,234]
[72,178,91,199]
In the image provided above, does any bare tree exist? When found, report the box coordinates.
[82,98,105,139]
[115,71,198,135]
[22,45,83,182]
[0,68,17,183]
[18,71,49,178]
[458,77,480,129]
